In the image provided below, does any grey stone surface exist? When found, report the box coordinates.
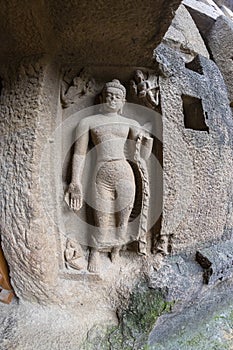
[147,245,233,349]
[196,240,233,284]
[0,299,97,350]
[0,1,233,349]
[163,4,210,61]
[0,0,183,305]
[183,0,224,18]
[0,0,182,66]
[149,273,233,349]
[215,0,233,12]
[217,3,233,20]
[1,251,233,349]
[207,15,233,105]
[154,43,233,253]
[183,0,221,35]
[202,0,225,15]
[0,58,61,303]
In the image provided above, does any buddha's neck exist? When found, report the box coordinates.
[103,112,119,117]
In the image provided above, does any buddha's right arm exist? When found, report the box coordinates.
[70,154,85,187]
[70,121,89,186]
[66,122,89,210]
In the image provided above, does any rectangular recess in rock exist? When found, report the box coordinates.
[182,94,209,131]
[185,55,204,75]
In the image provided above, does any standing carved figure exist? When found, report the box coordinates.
[130,69,159,109]
[66,79,153,273]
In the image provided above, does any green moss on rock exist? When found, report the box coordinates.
[150,303,233,350]
[83,282,174,350]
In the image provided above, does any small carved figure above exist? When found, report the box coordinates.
[61,69,100,108]
[65,79,153,274]
[130,70,159,109]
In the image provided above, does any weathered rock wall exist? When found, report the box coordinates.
[163,4,210,61]
[155,44,233,253]
[0,57,62,302]
[207,15,233,105]
[0,0,184,304]
[0,0,182,66]
[0,1,233,349]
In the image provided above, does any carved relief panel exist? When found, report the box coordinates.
[58,67,162,277]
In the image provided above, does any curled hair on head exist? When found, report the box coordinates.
[102,79,126,100]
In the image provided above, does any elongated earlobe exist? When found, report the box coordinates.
[119,99,126,114]
[99,93,105,113]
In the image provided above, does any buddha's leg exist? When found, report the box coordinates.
[116,207,133,236]
[88,183,112,273]
[111,178,135,262]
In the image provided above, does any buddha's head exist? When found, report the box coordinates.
[101,79,126,114]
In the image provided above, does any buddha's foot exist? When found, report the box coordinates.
[88,250,100,273]
[110,247,120,263]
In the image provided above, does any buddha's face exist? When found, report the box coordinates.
[103,87,125,113]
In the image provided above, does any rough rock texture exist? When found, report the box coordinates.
[1,0,233,349]
[196,240,233,284]
[183,0,221,34]
[219,4,233,20]
[215,0,233,12]
[0,57,64,303]
[148,252,233,349]
[163,4,210,61]
[0,0,184,304]
[2,250,233,349]
[0,0,182,66]
[155,43,233,253]
[207,15,233,105]
[202,0,225,14]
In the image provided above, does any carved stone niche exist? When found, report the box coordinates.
[56,66,163,279]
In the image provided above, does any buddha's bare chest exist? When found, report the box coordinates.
[90,124,129,145]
